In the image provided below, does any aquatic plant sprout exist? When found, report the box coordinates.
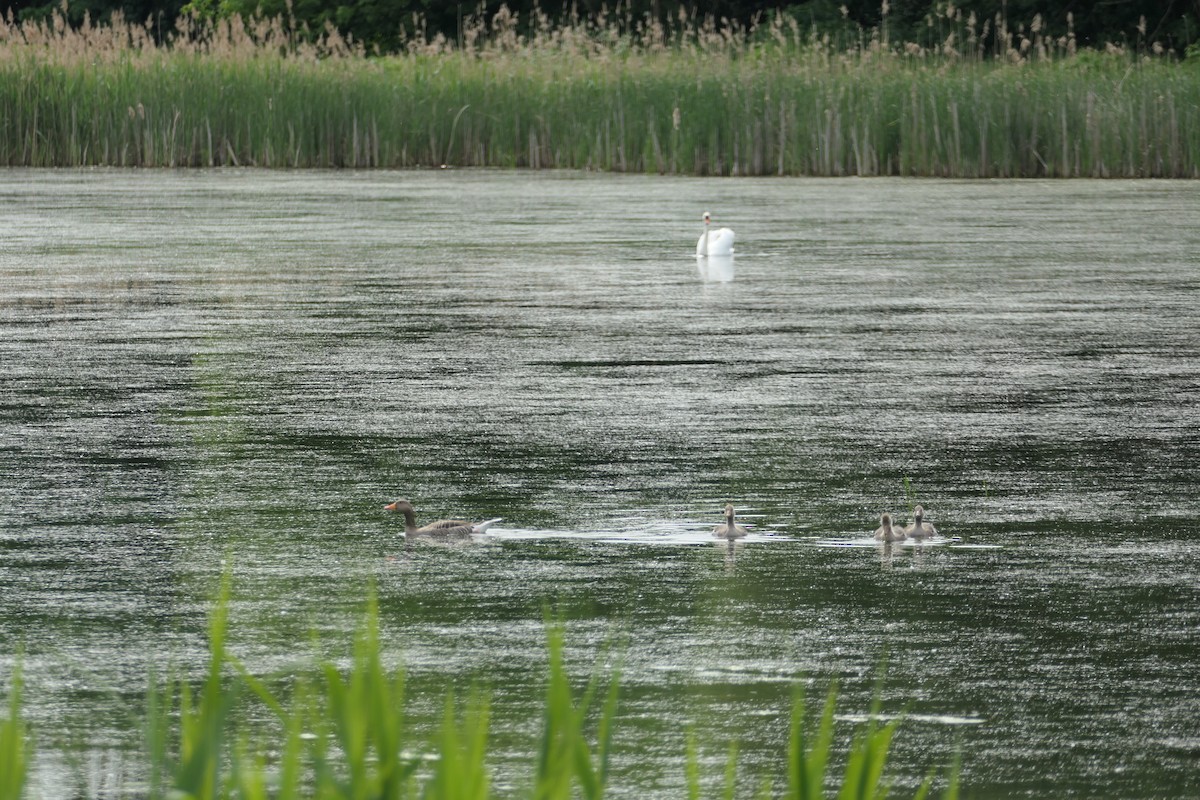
[0,664,27,800]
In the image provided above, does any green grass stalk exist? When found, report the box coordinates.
[903,477,916,513]
[787,683,839,799]
[535,619,620,800]
[0,664,27,800]
[722,741,740,800]
[146,573,240,800]
[685,730,702,800]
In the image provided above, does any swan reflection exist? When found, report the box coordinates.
[698,254,735,282]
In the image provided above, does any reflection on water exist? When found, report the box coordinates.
[0,171,1198,798]
[715,537,742,572]
[697,254,735,282]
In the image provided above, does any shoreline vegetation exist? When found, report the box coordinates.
[1,6,1198,176]
[0,590,961,800]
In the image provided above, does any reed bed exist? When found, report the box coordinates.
[0,587,960,800]
[1,7,1196,176]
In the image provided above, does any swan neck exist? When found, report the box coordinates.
[701,226,709,256]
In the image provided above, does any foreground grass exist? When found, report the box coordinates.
[0,7,1197,176]
[0,587,960,800]
[0,664,25,800]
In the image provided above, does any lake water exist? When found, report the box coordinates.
[1,169,1198,798]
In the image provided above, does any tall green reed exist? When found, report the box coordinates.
[1,6,1196,175]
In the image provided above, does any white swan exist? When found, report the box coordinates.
[696,211,734,257]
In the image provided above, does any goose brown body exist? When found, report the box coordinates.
[384,499,501,536]
[900,505,938,539]
[874,513,906,542]
[712,503,749,539]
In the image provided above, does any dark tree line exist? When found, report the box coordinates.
[6,0,1199,55]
